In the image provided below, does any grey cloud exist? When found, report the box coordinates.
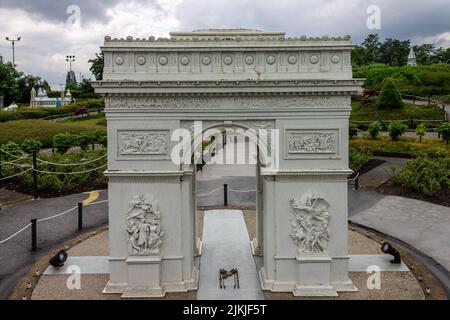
[174,0,450,45]
[0,0,162,24]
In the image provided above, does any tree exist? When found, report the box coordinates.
[352,46,366,67]
[379,38,411,66]
[413,44,437,65]
[415,123,427,143]
[66,78,97,99]
[0,62,21,105]
[437,123,450,144]
[388,121,408,141]
[368,121,381,139]
[361,34,381,65]
[89,53,104,81]
[349,123,358,139]
[434,47,450,64]
[376,78,404,109]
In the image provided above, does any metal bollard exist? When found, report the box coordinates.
[224,184,228,207]
[355,174,360,191]
[32,152,38,199]
[78,202,83,231]
[31,219,37,252]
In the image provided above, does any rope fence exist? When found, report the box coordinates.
[0,200,108,250]
[36,153,107,166]
[0,149,107,200]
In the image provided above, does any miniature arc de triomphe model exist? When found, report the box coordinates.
[92,29,363,298]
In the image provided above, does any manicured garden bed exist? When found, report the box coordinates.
[378,182,450,207]
[351,99,445,128]
[350,136,450,157]
[0,150,107,198]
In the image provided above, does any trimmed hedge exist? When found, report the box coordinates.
[350,136,450,158]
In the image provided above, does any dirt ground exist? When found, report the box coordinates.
[19,210,445,300]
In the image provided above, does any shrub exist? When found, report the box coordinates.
[53,133,76,154]
[76,133,93,151]
[349,147,373,172]
[388,121,408,141]
[415,123,427,142]
[393,156,450,196]
[16,150,107,194]
[437,122,450,144]
[21,138,43,154]
[0,99,104,123]
[100,136,108,148]
[0,141,23,160]
[74,107,89,117]
[368,121,381,139]
[376,78,404,109]
[349,123,358,139]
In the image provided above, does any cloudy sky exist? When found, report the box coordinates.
[0,0,449,85]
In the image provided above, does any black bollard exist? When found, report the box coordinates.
[224,184,228,207]
[31,219,37,252]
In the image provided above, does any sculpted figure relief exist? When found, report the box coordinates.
[126,195,164,256]
[290,191,331,254]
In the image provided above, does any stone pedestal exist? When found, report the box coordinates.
[121,256,164,298]
[293,255,337,297]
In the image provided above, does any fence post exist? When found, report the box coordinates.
[78,202,83,231]
[31,219,37,252]
[32,152,38,199]
[355,173,359,191]
[224,184,228,207]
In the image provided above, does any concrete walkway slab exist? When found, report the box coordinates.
[349,255,410,272]
[358,157,408,189]
[0,189,33,207]
[350,195,450,272]
[197,210,264,300]
[43,257,109,275]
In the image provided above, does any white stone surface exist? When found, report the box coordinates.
[44,257,109,275]
[349,255,410,272]
[93,29,362,297]
[197,210,264,300]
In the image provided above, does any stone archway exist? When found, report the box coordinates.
[93,29,363,298]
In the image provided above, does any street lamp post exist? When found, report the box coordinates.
[5,36,21,67]
[66,55,75,72]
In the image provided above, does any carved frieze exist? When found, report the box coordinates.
[287,131,337,154]
[290,191,330,254]
[119,131,169,155]
[126,194,164,256]
[106,95,348,110]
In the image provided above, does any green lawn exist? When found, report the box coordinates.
[0,119,107,147]
[351,99,445,126]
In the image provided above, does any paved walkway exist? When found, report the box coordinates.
[358,156,408,189]
[0,190,108,299]
[350,195,450,272]
[197,210,264,300]
[197,139,257,207]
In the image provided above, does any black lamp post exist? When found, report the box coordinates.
[5,36,21,67]
[66,55,75,72]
